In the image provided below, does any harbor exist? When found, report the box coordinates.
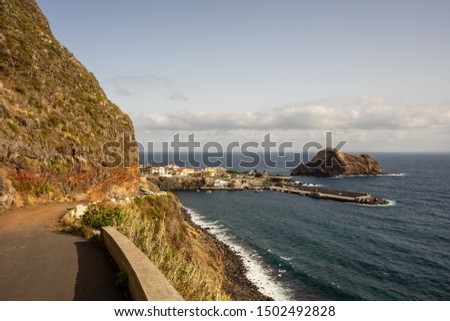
[140,165,388,205]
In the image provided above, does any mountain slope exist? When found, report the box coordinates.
[0,0,139,211]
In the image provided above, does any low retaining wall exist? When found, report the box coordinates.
[101,226,183,301]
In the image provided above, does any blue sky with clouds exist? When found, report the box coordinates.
[37,0,450,151]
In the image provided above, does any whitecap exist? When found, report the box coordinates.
[378,173,407,177]
[351,199,397,207]
[333,173,406,178]
[386,199,397,206]
[303,183,323,187]
[184,206,292,300]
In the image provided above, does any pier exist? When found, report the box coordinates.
[200,186,244,191]
[145,169,388,205]
[265,186,388,205]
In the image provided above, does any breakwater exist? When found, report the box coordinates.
[265,186,388,205]
[147,175,388,205]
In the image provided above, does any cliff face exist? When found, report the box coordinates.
[291,148,383,177]
[0,0,139,211]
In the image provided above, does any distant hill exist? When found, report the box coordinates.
[291,148,383,177]
[0,0,138,211]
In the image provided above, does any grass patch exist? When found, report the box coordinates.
[13,84,26,95]
[50,158,64,174]
[63,195,230,301]
[12,180,54,197]
[7,120,19,133]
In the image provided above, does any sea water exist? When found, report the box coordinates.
[156,153,449,300]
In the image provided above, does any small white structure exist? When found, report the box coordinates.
[213,179,229,187]
[149,166,165,175]
[66,204,88,219]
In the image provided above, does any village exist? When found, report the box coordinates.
[139,163,289,190]
[139,164,388,205]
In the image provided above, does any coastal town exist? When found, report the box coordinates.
[139,163,282,190]
[139,164,388,205]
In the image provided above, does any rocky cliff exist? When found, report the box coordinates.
[291,148,383,177]
[0,0,139,212]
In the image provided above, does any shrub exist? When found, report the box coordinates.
[65,195,230,300]
[43,183,53,193]
[47,116,62,127]
[53,99,64,108]
[7,120,19,133]
[13,84,26,95]
[50,158,63,173]
[133,197,142,206]
[81,204,124,229]
[31,77,42,91]
[28,97,43,110]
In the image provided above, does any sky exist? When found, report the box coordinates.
[36,0,450,152]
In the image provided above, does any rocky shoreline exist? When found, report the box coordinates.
[181,207,273,301]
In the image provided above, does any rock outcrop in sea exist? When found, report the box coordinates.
[291,148,383,177]
[0,0,139,211]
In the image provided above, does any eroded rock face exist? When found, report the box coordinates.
[0,0,139,209]
[0,169,16,212]
[291,148,383,177]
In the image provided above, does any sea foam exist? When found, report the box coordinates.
[378,173,407,177]
[334,173,407,178]
[352,199,397,207]
[185,206,291,300]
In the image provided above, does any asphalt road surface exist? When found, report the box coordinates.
[0,203,124,300]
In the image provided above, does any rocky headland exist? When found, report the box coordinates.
[291,148,383,177]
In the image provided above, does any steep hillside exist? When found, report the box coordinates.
[62,193,271,301]
[0,0,139,211]
[291,148,383,177]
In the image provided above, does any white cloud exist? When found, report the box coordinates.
[132,97,450,132]
[128,97,450,152]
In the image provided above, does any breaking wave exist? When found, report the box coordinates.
[184,206,291,300]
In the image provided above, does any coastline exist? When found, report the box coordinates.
[181,207,273,301]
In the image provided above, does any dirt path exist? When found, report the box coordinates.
[0,203,125,300]
[0,203,76,232]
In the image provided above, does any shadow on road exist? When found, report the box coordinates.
[74,240,125,300]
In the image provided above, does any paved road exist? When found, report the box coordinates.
[0,203,124,300]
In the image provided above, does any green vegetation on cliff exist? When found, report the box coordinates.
[0,0,139,210]
[64,194,231,301]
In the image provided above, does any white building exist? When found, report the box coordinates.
[149,166,165,175]
[213,179,229,187]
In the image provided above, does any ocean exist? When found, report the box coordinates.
[146,152,450,300]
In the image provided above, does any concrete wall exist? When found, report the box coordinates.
[101,226,183,301]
